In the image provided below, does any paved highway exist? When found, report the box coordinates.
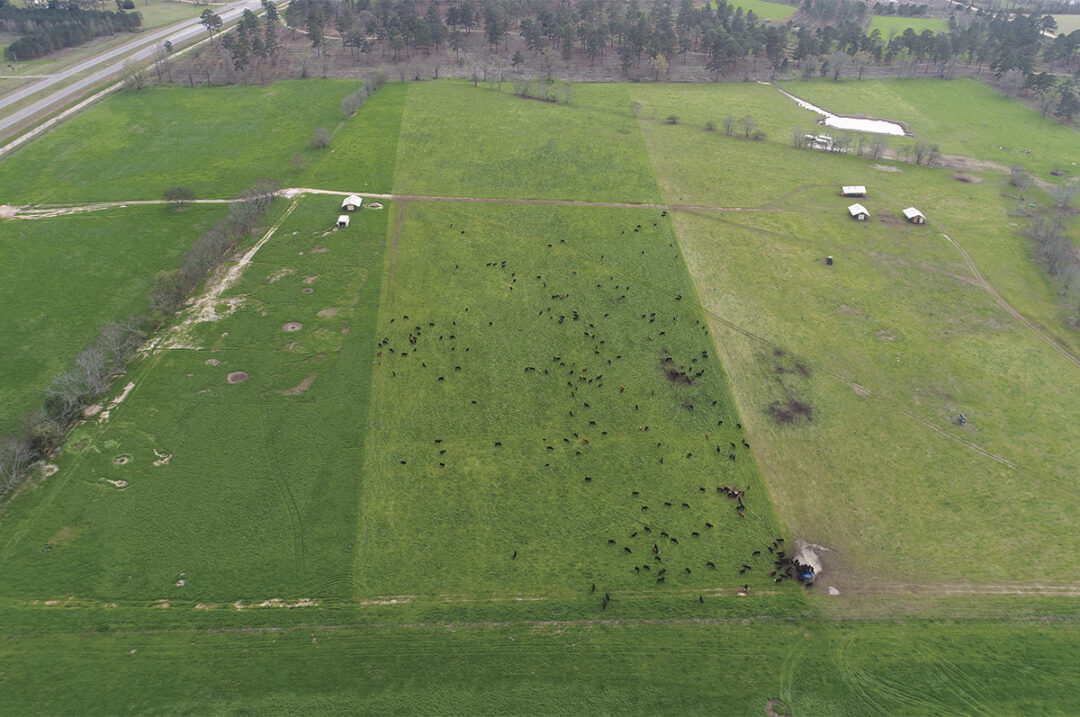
[0,0,265,136]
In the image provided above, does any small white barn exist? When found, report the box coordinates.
[902,207,926,224]
[848,203,870,221]
[337,215,350,228]
[841,185,867,197]
[341,194,363,211]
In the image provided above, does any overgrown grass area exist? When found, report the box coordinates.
[0,205,226,433]
[778,78,1080,177]
[0,81,357,203]
[356,202,790,599]
[0,196,386,601]
[867,15,949,37]
[392,82,662,203]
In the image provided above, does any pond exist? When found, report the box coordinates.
[773,85,908,136]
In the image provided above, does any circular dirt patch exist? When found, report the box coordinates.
[114,455,131,465]
[227,371,249,384]
[301,287,315,294]
[283,322,304,332]
[367,202,384,209]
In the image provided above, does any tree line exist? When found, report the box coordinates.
[0,182,278,498]
[1,4,141,61]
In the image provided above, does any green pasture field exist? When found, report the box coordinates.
[1052,14,1080,34]
[0,80,358,203]
[2,616,1078,714]
[0,195,385,601]
[728,0,798,21]
[392,82,662,203]
[0,205,226,434]
[2,78,1080,712]
[357,201,789,599]
[778,78,1080,177]
[868,15,949,38]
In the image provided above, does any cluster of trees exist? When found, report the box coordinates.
[218,2,281,72]
[1022,179,1080,325]
[0,181,279,498]
[1,4,141,61]
[869,2,929,17]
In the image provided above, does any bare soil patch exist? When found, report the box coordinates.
[317,307,338,318]
[765,698,792,717]
[879,213,903,227]
[204,358,220,366]
[366,202,384,209]
[767,397,813,424]
[953,173,982,183]
[938,154,1005,173]
[871,164,900,173]
[114,455,131,465]
[311,247,329,254]
[227,371,249,384]
[282,322,303,332]
[279,373,318,395]
[301,287,315,294]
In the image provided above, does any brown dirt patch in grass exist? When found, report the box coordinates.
[311,247,329,254]
[301,287,315,294]
[879,213,903,227]
[664,367,693,385]
[279,373,318,395]
[227,371,249,384]
[765,698,792,717]
[317,307,338,318]
[282,322,303,332]
[114,455,131,465]
[767,397,813,424]
[871,164,900,172]
[952,173,982,183]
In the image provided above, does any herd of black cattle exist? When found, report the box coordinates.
[373,212,814,604]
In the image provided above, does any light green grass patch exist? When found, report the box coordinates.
[0,205,226,433]
[392,81,661,203]
[727,0,798,20]
[670,189,1080,584]
[1051,14,1080,35]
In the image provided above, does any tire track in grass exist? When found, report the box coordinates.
[257,402,306,581]
[673,208,1018,469]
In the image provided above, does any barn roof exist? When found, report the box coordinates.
[902,207,925,220]
[841,185,867,196]
[848,203,869,217]
[341,194,363,208]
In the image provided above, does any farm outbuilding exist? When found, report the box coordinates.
[902,207,926,224]
[337,215,350,228]
[848,203,870,221]
[341,195,363,211]
[841,185,867,197]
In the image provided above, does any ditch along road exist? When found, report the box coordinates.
[7,189,1079,470]
[0,0,268,139]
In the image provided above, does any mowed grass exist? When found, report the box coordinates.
[1,616,1078,714]
[0,80,359,203]
[728,0,798,20]
[868,15,949,37]
[0,196,387,601]
[779,78,1080,177]
[355,201,790,599]
[392,81,662,203]
[0,205,226,433]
